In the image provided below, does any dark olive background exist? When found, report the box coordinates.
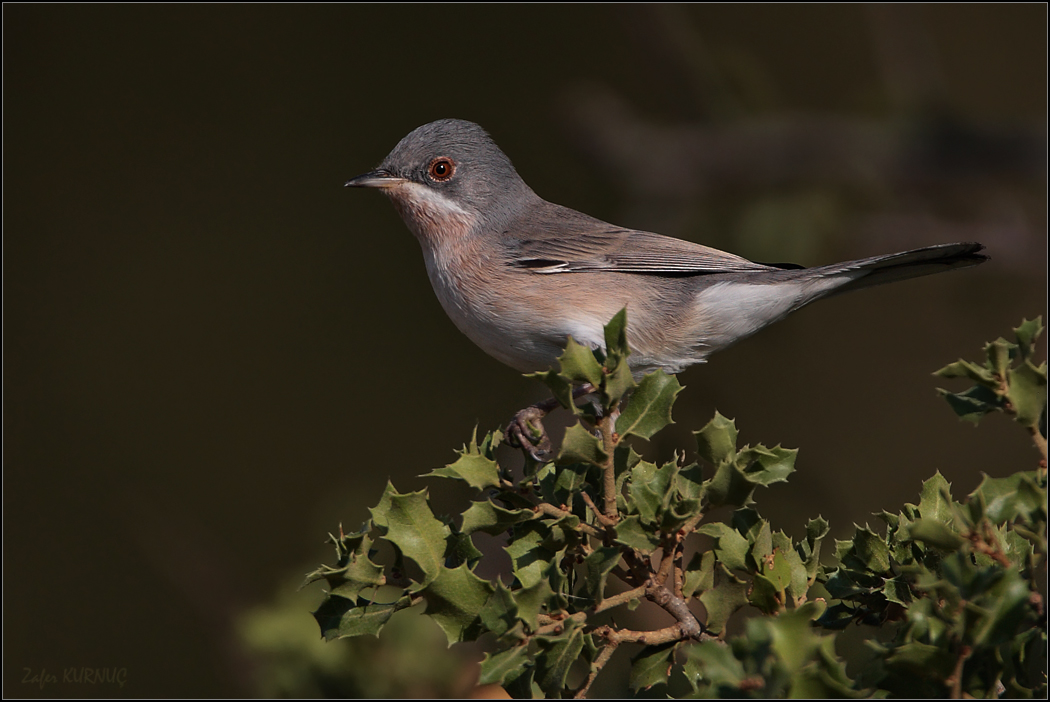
[4,5,1046,697]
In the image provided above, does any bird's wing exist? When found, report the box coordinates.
[504,205,777,275]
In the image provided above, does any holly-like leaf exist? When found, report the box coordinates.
[934,358,996,384]
[699,563,749,633]
[937,384,1004,423]
[370,484,450,586]
[460,500,532,536]
[1014,317,1044,360]
[852,525,891,573]
[629,642,676,692]
[741,445,797,486]
[697,523,750,572]
[478,645,532,687]
[906,519,965,550]
[535,621,585,695]
[506,523,557,589]
[418,563,495,644]
[615,371,681,439]
[614,515,661,552]
[559,336,604,388]
[479,581,518,637]
[917,473,955,524]
[557,422,607,466]
[1007,360,1047,428]
[312,594,412,640]
[513,579,554,631]
[694,412,738,465]
[583,547,622,606]
[423,429,502,490]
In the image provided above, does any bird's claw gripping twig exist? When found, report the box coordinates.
[507,405,553,461]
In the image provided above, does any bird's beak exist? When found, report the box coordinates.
[344,169,407,189]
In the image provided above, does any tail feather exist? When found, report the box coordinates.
[815,242,988,295]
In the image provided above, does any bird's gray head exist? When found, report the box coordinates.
[346,119,538,239]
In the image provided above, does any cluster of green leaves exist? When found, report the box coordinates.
[303,313,1046,698]
[936,317,1047,441]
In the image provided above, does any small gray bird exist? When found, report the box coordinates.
[346,119,987,380]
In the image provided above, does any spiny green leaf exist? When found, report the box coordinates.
[479,581,518,637]
[478,645,532,686]
[694,411,738,465]
[527,368,576,413]
[1014,317,1044,360]
[513,579,553,631]
[697,522,750,572]
[699,563,749,633]
[852,525,891,573]
[312,594,412,640]
[615,371,681,439]
[985,338,1015,376]
[683,550,715,599]
[535,621,585,695]
[614,515,661,552]
[741,444,798,485]
[906,519,965,550]
[937,384,1004,423]
[460,500,532,536]
[559,336,604,388]
[506,524,557,590]
[629,642,676,692]
[444,529,483,569]
[603,308,630,360]
[918,473,955,524]
[556,422,607,466]
[1008,360,1047,428]
[934,358,996,384]
[583,546,622,606]
[370,484,450,586]
[418,563,494,644]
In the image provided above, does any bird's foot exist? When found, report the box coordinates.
[507,405,553,462]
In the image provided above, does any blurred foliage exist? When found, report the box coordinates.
[240,314,1045,698]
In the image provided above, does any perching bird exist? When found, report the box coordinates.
[346,119,987,453]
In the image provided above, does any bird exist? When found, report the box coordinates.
[346,119,987,454]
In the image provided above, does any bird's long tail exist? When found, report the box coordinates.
[813,242,988,296]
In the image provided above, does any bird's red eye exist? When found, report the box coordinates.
[428,157,455,182]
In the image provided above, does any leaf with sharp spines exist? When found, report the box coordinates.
[917,473,955,524]
[556,422,607,466]
[582,546,622,606]
[934,358,997,384]
[985,338,1016,376]
[615,371,680,439]
[694,411,738,465]
[444,528,483,569]
[906,519,966,550]
[683,550,715,599]
[418,563,495,644]
[852,525,891,573]
[937,384,1005,423]
[629,642,676,692]
[370,484,450,586]
[741,444,797,486]
[479,581,518,637]
[312,594,413,640]
[614,515,661,552]
[425,452,501,491]
[1008,360,1047,428]
[506,523,556,589]
[602,358,636,407]
[527,368,577,413]
[603,307,630,362]
[699,563,749,633]
[513,579,553,631]
[535,621,585,695]
[697,522,750,572]
[460,500,532,536]
[559,336,604,388]
[478,645,532,687]
[1014,316,1044,360]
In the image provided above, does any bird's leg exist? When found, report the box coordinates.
[507,384,596,461]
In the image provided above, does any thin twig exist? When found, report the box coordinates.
[535,502,603,538]
[574,640,618,699]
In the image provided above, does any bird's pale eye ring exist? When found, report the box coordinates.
[427,157,456,182]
